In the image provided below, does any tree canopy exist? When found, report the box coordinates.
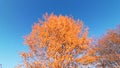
[17,14,97,68]
[16,14,120,68]
[96,25,120,68]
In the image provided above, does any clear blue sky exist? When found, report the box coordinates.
[0,0,120,68]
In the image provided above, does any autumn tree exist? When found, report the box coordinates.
[18,14,96,68]
[96,25,120,68]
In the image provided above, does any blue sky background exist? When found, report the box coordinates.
[0,0,120,68]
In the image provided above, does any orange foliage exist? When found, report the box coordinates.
[18,14,95,68]
[76,48,99,65]
[96,26,120,68]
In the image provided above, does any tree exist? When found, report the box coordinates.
[96,25,120,68]
[18,14,95,68]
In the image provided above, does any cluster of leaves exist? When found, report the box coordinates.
[95,26,120,68]
[16,14,120,68]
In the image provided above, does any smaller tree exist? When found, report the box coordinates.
[96,25,120,68]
